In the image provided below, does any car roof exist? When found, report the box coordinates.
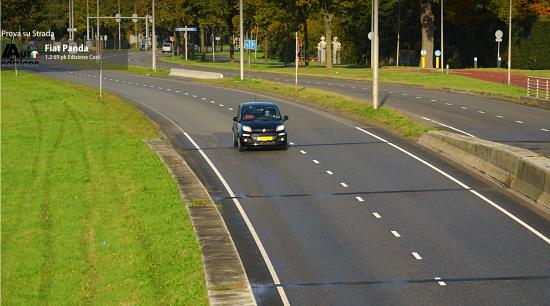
[240,102,278,107]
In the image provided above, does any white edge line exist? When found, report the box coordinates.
[355,126,550,245]
[372,212,381,219]
[355,196,364,202]
[412,252,423,260]
[131,100,290,305]
[391,231,401,238]
[420,117,476,138]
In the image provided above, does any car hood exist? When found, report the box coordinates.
[241,120,283,130]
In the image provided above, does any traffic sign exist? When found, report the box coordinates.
[68,28,77,32]
[175,27,197,32]
[421,49,427,56]
[132,13,138,23]
[115,13,121,22]
[244,40,256,50]
[368,32,373,40]
[434,50,441,57]
[495,30,503,39]
[169,36,175,42]
[215,37,221,41]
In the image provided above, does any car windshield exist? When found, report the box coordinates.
[241,105,282,121]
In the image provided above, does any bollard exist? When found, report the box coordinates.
[497,57,502,68]
[421,56,426,69]
[474,57,478,68]
[436,56,440,69]
[446,64,449,74]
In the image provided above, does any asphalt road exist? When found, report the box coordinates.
[129,51,550,156]
[26,62,550,305]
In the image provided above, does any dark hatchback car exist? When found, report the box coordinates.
[232,102,289,151]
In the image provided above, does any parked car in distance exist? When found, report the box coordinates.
[162,42,172,53]
[232,102,289,151]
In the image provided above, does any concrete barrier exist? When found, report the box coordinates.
[419,131,550,218]
[169,68,223,79]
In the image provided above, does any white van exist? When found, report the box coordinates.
[162,43,172,53]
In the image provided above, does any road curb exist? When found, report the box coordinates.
[144,138,256,306]
[419,131,550,220]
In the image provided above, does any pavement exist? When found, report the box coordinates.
[24,61,550,305]
[128,52,550,157]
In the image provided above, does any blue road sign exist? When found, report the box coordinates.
[175,27,197,32]
[434,50,441,57]
[244,40,256,50]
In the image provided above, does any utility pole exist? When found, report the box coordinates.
[118,0,121,50]
[86,0,90,41]
[239,0,244,80]
[441,0,444,72]
[152,0,157,71]
[507,0,512,85]
[212,27,215,62]
[97,0,102,98]
[295,32,298,88]
[373,0,379,109]
[396,0,400,67]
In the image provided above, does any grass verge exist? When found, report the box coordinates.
[160,57,529,102]
[203,77,434,139]
[128,65,170,77]
[1,70,207,305]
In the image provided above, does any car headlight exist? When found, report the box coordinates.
[242,125,252,132]
[276,124,285,131]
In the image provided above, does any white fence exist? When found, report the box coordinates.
[527,76,550,100]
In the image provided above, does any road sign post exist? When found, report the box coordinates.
[421,49,427,69]
[434,50,441,69]
[175,27,197,60]
[495,30,503,68]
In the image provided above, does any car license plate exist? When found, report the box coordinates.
[257,136,273,141]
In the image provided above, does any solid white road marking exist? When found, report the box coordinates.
[412,252,423,260]
[434,277,446,286]
[312,160,320,164]
[515,120,524,124]
[129,100,290,305]
[326,170,334,175]
[300,150,306,154]
[340,182,348,188]
[355,126,550,245]
[372,212,381,219]
[391,231,401,238]
[420,117,476,137]
[355,196,364,202]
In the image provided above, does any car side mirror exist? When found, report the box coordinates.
[283,115,289,121]
[233,117,239,123]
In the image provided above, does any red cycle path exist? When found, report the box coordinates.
[449,70,528,88]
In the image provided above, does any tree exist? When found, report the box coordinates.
[420,0,435,68]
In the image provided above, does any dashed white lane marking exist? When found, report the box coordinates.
[175,90,180,93]
[158,87,163,90]
[340,182,348,188]
[431,99,436,102]
[312,160,320,164]
[478,110,485,114]
[421,117,476,137]
[339,84,345,87]
[496,115,504,118]
[445,103,452,105]
[219,104,225,107]
[391,231,401,238]
[351,86,356,89]
[515,120,524,124]
[416,96,422,99]
[542,128,549,132]
[192,95,197,98]
[128,100,290,305]
[372,212,382,219]
[115,79,119,82]
[228,108,234,111]
[201,97,206,100]
[289,142,295,145]
[388,91,393,94]
[355,196,364,202]
[412,252,423,260]
[166,88,171,91]
[150,85,155,88]
[210,100,215,103]
[121,80,126,83]
[434,277,446,286]
[326,170,334,175]
[143,84,146,87]
[401,93,408,96]
[328,83,333,86]
[355,126,550,245]
[363,87,368,90]
[184,92,189,95]
[460,106,468,109]
[300,150,307,154]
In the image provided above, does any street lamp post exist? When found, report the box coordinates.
[97,0,102,98]
[118,0,121,50]
[152,0,157,71]
[396,0,400,67]
[507,0,512,85]
[373,0,379,109]
[239,0,244,80]
[441,0,444,72]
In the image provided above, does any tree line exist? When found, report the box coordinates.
[2,0,549,68]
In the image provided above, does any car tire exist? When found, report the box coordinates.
[238,139,245,151]
[281,143,289,150]
[233,133,238,147]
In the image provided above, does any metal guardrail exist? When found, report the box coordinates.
[527,76,550,100]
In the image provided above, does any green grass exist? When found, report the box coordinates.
[204,77,434,139]
[128,65,170,77]
[160,57,529,102]
[1,71,208,305]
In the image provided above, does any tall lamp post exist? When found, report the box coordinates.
[440,0,444,72]
[152,0,157,71]
[239,0,244,80]
[373,0,379,109]
[507,0,512,85]
[97,0,102,98]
